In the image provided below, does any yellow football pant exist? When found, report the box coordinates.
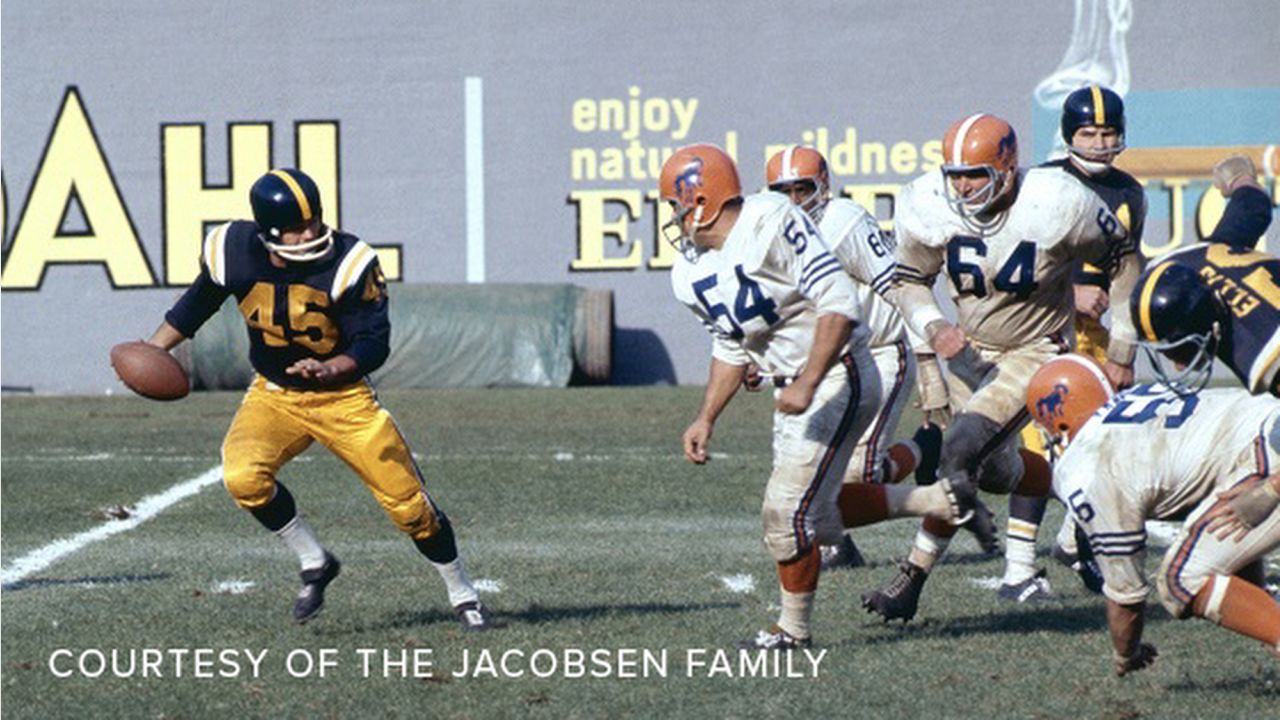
[221,376,442,540]
[1021,316,1110,456]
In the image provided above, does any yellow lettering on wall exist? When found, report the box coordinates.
[1141,178,1190,259]
[647,190,677,269]
[1195,185,1231,246]
[1,87,155,289]
[162,123,271,285]
[568,189,644,271]
[842,184,902,232]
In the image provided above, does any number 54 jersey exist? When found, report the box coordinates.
[1053,384,1280,605]
[671,192,867,376]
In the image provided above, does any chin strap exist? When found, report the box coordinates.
[262,227,334,262]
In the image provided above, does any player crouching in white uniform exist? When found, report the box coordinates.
[765,146,945,571]
[1027,355,1280,675]
[660,144,982,649]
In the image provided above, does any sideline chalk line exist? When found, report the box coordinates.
[1,466,223,588]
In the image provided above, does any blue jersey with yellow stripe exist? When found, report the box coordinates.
[1039,158,1146,290]
[165,221,390,388]
[1145,243,1280,396]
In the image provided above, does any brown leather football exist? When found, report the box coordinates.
[109,341,190,400]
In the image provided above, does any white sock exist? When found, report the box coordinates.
[777,588,814,640]
[276,516,327,571]
[1055,514,1079,555]
[910,528,950,572]
[1003,518,1039,584]
[433,558,479,607]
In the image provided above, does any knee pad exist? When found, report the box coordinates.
[939,413,1004,478]
[384,492,441,540]
[975,444,1022,494]
[761,466,820,562]
[1156,554,1200,620]
[221,462,277,510]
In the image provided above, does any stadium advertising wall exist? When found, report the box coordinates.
[2,1,1278,392]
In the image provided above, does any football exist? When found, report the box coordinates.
[109,341,190,401]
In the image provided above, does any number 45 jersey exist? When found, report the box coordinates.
[1053,384,1280,605]
[893,167,1140,359]
[671,192,867,376]
[165,220,390,388]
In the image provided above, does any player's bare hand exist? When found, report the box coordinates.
[682,419,714,464]
[929,324,968,360]
[1102,360,1134,391]
[1074,285,1110,320]
[1212,154,1260,196]
[1113,642,1158,677]
[776,378,816,415]
[1205,480,1280,542]
[743,363,764,392]
[286,358,336,383]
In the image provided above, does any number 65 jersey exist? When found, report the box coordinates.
[1053,384,1280,605]
[671,192,867,376]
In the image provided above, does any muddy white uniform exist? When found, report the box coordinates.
[1052,385,1280,617]
[891,167,1139,491]
[821,198,917,485]
[672,191,881,560]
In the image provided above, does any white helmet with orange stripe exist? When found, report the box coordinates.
[765,146,832,221]
[940,114,1019,225]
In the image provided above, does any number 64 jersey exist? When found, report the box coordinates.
[1053,385,1280,608]
[893,167,1140,361]
[670,192,867,375]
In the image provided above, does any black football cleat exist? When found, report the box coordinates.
[454,601,494,632]
[736,624,812,650]
[293,552,341,624]
[912,423,944,485]
[861,561,929,623]
[820,534,867,571]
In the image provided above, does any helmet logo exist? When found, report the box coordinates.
[673,158,705,206]
[1036,383,1070,422]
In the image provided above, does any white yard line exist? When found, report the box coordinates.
[1,466,223,587]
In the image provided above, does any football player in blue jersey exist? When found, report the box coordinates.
[1131,244,1279,398]
[144,168,492,630]
[1002,85,1147,602]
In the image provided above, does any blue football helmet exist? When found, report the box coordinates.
[249,168,333,262]
[1061,85,1126,169]
[1130,261,1225,394]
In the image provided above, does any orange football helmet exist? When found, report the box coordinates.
[659,144,742,253]
[1025,354,1115,445]
[940,113,1019,223]
[766,146,831,220]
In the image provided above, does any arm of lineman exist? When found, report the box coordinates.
[683,358,747,464]
[1105,598,1158,676]
[778,313,852,415]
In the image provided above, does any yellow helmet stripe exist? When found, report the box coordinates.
[270,170,313,222]
[1090,85,1106,126]
[1138,262,1175,341]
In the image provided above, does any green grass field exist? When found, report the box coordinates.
[2,388,1276,719]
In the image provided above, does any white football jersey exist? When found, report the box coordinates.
[1053,385,1280,605]
[671,192,867,377]
[892,167,1138,351]
[819,198,907,349]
